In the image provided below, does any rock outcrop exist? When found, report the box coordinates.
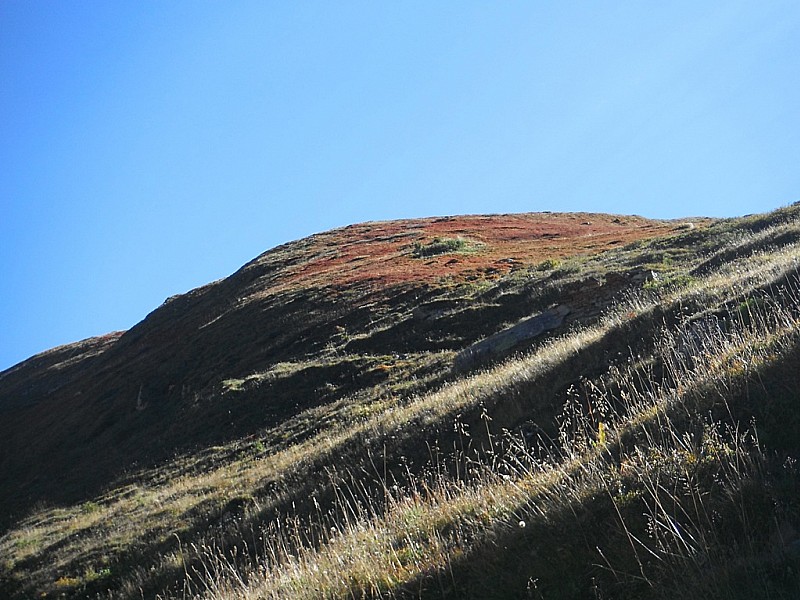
[454,305,571,371]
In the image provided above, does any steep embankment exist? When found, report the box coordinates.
[0,212,687,524]
[6,205,800,600]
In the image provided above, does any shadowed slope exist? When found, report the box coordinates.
[3,205,800,599]
[0,212,688,525]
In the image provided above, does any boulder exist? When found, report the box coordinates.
[454,305,570,371]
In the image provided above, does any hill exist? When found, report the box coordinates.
[1,206,800,599]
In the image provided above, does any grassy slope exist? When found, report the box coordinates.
[0,212,681,525]
[2,206,800,598]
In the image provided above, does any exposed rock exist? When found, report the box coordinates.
[454,305,570,371]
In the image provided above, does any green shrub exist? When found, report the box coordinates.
[643,272,695,291]
[412,237,474,258]
[536,258,561,271]
[80,501,100,515]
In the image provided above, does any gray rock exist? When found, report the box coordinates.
[454,305,570,371]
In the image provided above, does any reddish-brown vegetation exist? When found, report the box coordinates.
[255,212,703,296]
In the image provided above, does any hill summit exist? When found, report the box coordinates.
[0,212,686,517]
[2,206,800,599]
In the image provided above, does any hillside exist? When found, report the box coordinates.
[2,206,800,599]
[0,212,683,522]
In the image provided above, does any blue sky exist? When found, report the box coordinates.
[2,1,799,370]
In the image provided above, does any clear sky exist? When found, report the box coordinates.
[2,1,799,371]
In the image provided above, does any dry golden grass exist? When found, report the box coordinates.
[2,204,799,599]
[183,261,800,598]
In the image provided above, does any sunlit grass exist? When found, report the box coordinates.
[2,204,800,599]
